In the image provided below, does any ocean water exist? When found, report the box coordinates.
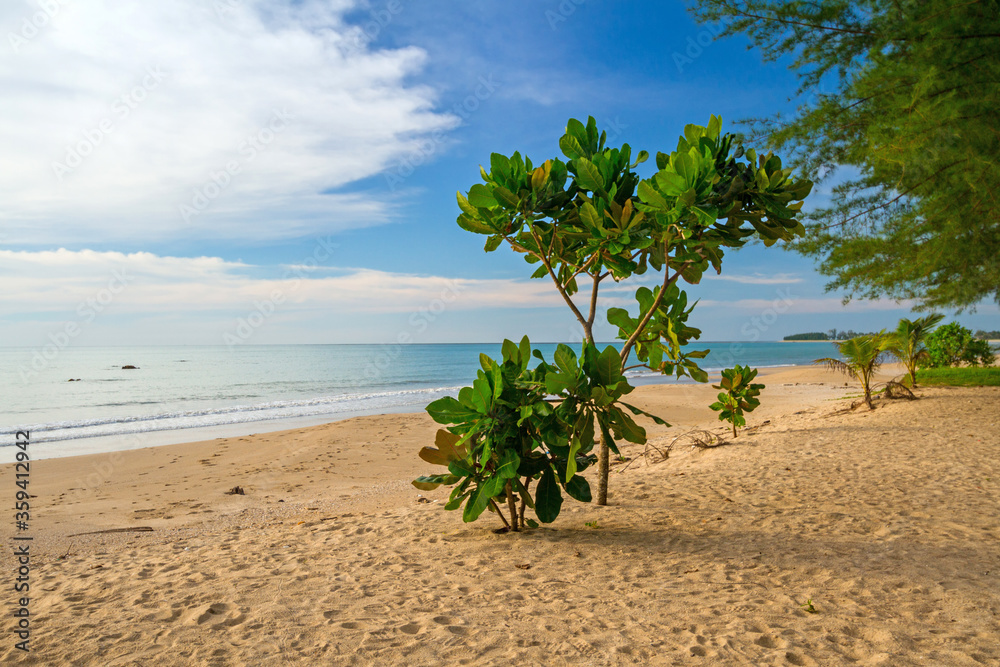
[1,342,836,455]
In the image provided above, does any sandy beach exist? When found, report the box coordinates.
[2,364,998,666]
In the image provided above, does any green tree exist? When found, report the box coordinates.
[414,337,664,531]
[925,322,997,367]
[453,116,811,506]
[687,0,1000,310]
[815,332,892,409]
[709,365,764,437]
[887,313,944,387]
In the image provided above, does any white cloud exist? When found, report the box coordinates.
[703,273,802,285]
[0,248,561,318]
[698,297,918,313]
[0,0,456,244]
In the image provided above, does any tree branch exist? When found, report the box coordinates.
[528,227,588,328]
[819,159,968,230]
[618,254,694,370]
[717,0,1000,41]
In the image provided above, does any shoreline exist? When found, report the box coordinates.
[1,363,997,664]
[3,363,833,463]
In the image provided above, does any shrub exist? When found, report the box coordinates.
[709,365,764,437]
[414,337,665,532]
[925,323,996,368]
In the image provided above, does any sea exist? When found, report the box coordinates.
[1,342,838,460]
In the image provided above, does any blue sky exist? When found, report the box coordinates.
[1,0,996,348]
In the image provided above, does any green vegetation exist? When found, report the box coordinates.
[886,314,944,387]
[709,365,764,438]
[925,323,996,368]
[975,330,1000,340]
[688,0,1000,310]
[783,332,828,341]
[784,328,879,341]
[815,333,892,410]
[421,115,812,519]
[414,337,665,531]
[905,367,1000,387]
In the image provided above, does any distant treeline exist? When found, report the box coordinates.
[783,332,829,341]
[786,329,998,342]
[784,329,878,341]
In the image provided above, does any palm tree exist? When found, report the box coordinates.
[886,314,944,387]
[814,332,892,409]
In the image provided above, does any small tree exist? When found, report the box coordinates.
[925,322,996,368]
[452,116,812,505]
[815,333,892,409]
[709,365,764,437]
[887,314,944,387]
[414,337,664,531]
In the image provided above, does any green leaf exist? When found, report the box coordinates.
[566,118,588,146]
[501,339,519,365]
[448,458,474,477]
[637,180,669,209]
[565,437,581,482]
[496,449,521,480]
[594,345,621,386]
[564,475,592,503]
[559,134,586,160]
[534,467,563,524]
[467,184,497,208]
[412,474,460,491]
[456,191,478,216]
[610,406,646,444]
[620,401,670,426]
[655,170,688,195]
[426,396,479,424]
[579,202,602,230]
[575,157,604,192]
[554,344,578,376]
[707,115,722,139]
[456,213,494,235]
[490,153,510,179]
[493,185,520,209]
[607,307,635,332]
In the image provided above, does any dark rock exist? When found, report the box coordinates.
[225,486,245,495]
[122,365,139,370]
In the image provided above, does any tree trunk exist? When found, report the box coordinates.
[596,431,609,505]
[505,481,519,532]
[732,422,737,439]
[518,477,530,528]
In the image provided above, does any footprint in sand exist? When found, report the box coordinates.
[182,602,246,627]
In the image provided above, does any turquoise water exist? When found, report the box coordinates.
[1,342,837,449]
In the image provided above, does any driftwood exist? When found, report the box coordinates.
[619,429,731,472]
[68,526,154,537]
